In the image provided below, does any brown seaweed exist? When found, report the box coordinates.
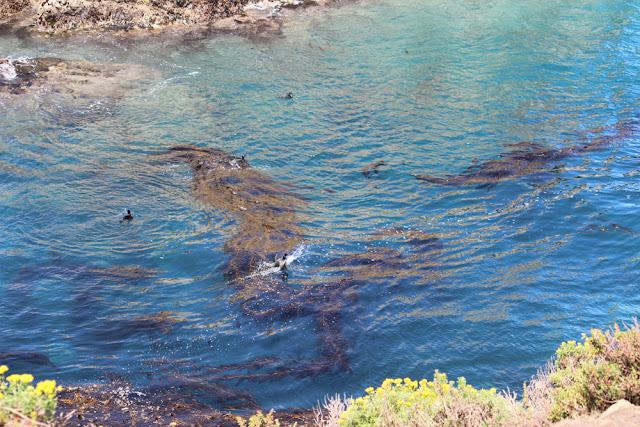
[578,218,639,237]
[362,160,386,178]
[413,120,640,188]
[156,144,446,413]
[57,381,240,426]
[57,377,316,426]
[160,144,308,280]
[159,144,357,379]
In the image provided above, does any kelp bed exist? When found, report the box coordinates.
[12,119,640,424]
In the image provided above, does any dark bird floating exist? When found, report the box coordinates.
[120,209,133,222]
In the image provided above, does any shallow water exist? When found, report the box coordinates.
[2,0,640,412]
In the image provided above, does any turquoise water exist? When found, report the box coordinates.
[2,0,640,412]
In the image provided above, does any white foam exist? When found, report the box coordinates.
[247,244,308,278]
[0,62,17,81]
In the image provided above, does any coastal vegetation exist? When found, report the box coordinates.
[309,321,640,426]
[0,366,59,426]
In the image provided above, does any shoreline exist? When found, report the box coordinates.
[0,0,340,39]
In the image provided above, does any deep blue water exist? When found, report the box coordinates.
[2,0,640,412]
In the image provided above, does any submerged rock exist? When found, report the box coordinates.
[0,55,155,125]
[0,56,150,98]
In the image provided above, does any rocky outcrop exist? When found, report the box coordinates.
[0,0,323,35]
[555,400,640,426]
[0,0,32,20]
[35,0,251,32]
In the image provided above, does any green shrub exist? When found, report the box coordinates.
[548,321,640,421]
[336,371,526,426]
[0,365,60,425]
[237,408,289,427]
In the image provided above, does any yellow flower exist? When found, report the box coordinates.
[20,374,34,383]
[365,387,374,394]
[394,378,402,386]
[490,388,497,394]
[404,377,412,384]
[6,374,20,383]
[36,380,57,395]
[396,400,405,406]
[355,397,363,405]
[0,392,3,399]
[0,366,8,375]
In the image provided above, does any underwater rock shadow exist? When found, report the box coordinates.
[0,351,57,369]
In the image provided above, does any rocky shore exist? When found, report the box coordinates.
[0,0,322,35]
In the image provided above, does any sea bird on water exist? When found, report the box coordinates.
[120,210,133,223]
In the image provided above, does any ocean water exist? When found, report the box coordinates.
[1,0,640,412]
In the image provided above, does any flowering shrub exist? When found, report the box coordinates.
[0,365,60,425]
[548,321,640,421]
[236,409,279,427]
[336,371,524,426]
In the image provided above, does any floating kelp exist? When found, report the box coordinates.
[314,229,442,284]
[14,263,161,283]
[413,120,640,188]
[95,311,185,342]
[579,218,639,237]
[369,227,442,253]
[85,265,162,279]
[159,145,447,414]
[362,160,386,178]
[9,262,167,352]
[160,145,360,378]
[159,144,308,281]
